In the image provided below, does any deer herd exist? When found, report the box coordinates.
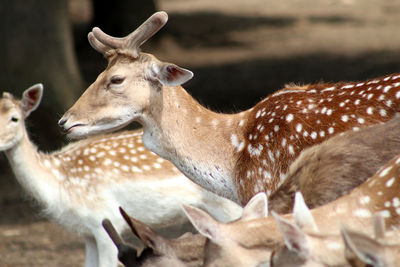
[2,10,400,267]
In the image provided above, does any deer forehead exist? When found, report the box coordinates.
[0,97,19,114]
[106,52,157,75]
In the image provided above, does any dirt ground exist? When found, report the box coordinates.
[2,0,400,266]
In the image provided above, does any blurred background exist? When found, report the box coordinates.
[1,0,400,265]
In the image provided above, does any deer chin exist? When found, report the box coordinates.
[0,142,16,151]
[66,118,133,139]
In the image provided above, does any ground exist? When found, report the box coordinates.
[2,0,400,266]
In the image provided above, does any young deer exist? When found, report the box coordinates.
[60,11,400,205]
[341,214,400,267]
[270,210,400,266]
[101,193,268,267]
[183,153,400,266]
[268,115,400,214]
[0,84,242,267]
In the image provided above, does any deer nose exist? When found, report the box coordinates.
[58,118,67,127]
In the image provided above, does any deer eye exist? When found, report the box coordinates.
[110,76,125,85]
[11,116,19,122]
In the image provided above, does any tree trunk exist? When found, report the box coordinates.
[0,0,84,149]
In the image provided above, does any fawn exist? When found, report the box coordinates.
[0,84,241,267]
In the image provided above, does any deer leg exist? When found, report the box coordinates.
[84,236,99,267]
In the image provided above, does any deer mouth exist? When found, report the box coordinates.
[60,123,86,134]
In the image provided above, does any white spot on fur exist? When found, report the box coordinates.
[354,209,372,218]
[281,138,287,147]
[285,113,294,123]
[296,123,303,132]
[359,196,370,205]
[380,210,391,218]
[379,166,393,177]
[342,84,354,89]
[386,177,395,187]
[288,145,295,155]
[393,197,400,207]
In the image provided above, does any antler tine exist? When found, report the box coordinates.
[92,11,168,58]
[88,32,112,55]
[126,11,168,53]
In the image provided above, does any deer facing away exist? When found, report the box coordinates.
[0,84,242,267]
[183,153,400,266]
[60,11,400,205]
[268,115,400,214]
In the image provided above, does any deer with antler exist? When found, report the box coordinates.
[0,84,242,267]
[59,11,400,205]
[182,153,400,266]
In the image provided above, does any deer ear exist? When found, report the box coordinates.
[293,192,318,231]
[272,211,310,257]
[241,192,268,221]
[182,204,220,241]
[21,83,43,118]
[148,63,193,86]
[119,207,169,254]
[102,219,139,266]
[340,225,385,266]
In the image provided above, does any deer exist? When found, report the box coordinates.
[0,84,243,267]
[101,193,268,267]
[59,11,400,205]
[270,209,400,266]
[268,115,400,214]
[182,153,400,266]
[341,214,400,267]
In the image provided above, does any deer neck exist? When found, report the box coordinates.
[140,85,245,203]
[4,129,64,209]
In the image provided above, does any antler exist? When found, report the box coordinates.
[88,11,168,58]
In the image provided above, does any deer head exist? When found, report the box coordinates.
[341,215,400,267]
[59,11,193,139]
[0,84,42,150]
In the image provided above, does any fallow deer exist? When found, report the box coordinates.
[60,11,400,205]
[183,154,400,266]
[341,215,400,267]
[0,84,242,267]
[268,115,400,214]
[270,209,400,266]
[101,193,268,267]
